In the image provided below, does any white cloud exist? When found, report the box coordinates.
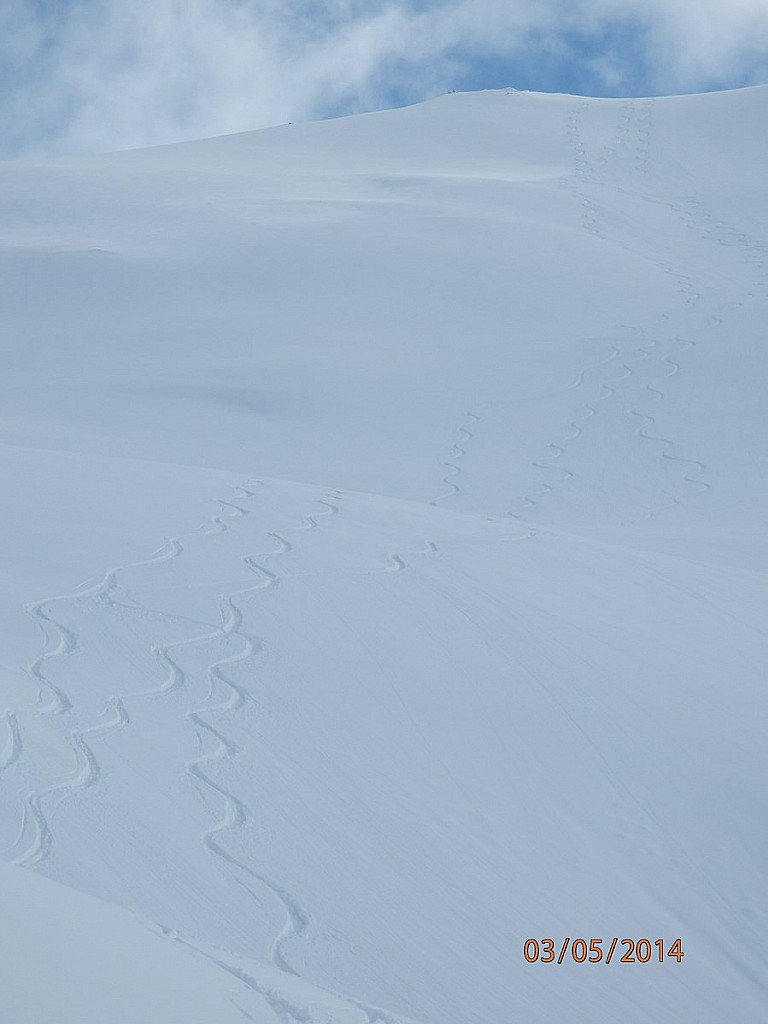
[1,0,767,157]
[640,0,768,88]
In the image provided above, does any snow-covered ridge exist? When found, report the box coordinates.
[1,86,767,1022]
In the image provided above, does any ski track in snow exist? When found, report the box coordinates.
[7,495,255,867]
[174,513,313,985]
[507,340,621,519]
[9,480,439,1024]
[125,487,441,1023]
[510,98,721,522]
[157,925,429,1024]
[588,105,766,507]
[429,412,479,507]
[14,699,130,867]
[9,487,280,864]
[8,541,194,864]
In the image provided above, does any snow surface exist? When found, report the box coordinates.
[1,86,767,1022]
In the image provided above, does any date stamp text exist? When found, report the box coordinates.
[523,937,685,965]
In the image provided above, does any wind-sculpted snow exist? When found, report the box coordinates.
[1,85,768,1023]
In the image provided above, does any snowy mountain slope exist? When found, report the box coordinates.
[1,86,767,1022]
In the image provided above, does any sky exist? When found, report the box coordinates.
[1,0,768,158]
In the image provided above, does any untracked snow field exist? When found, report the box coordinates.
[1,86,767,1022]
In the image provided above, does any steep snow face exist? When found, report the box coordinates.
[1,86,767,1023]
